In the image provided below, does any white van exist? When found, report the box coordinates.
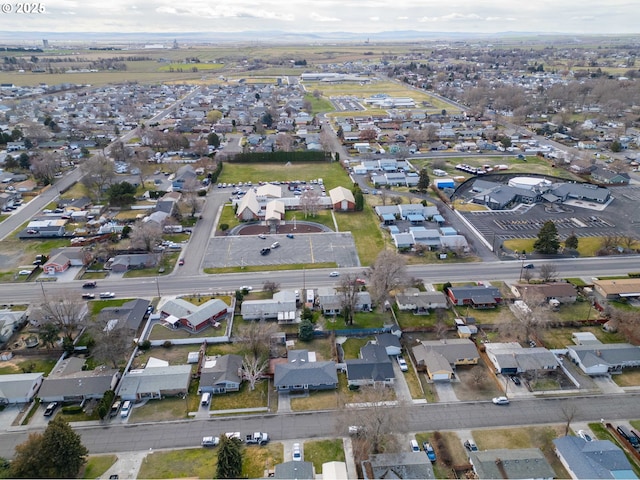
[410,439,420,452]
[120,400,131,418]
[201,392,211,406]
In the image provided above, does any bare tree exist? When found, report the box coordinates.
[275,133,294,152]
[521,267,533,284]
[561,403,578,436]
[129,221,163,252]
[367,250,408,307]
[262,281,280,295]
[539,263,558,282]
[338,274,361,326]
[337,386,408,457]
[236,320,278,360]
[241,354,269,391]
[470,365,487,387]
[30,153,59,185]
[90,318,132,369]
[81,155,116,202]
[300,190,321,218]
[180,177,202,219]
[40,292,88,341]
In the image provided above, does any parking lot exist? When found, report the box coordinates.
[203,232,360,269]
[461,186,640,242]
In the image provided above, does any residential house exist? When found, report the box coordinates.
[274,461,315,480]
[161,298,229,332]
[469,448,555,480]
[199,354,243,394]
[118,364,192,401]
[514,283,577,304]
[107,253,160,273]
[447,286,502,309]
[0,309,26,343]
[329,186,356,211]
[553,436,638,479]
[593,278,640,300]
[171,165,198,191]
[395,289,448,313]
[362,452,435,479]
[317,287,371,316]
[96,298,151,336]
[590,167,630,185]
[412,338,479,381]
[345,342,395,387]
[322,461,348,479]
[42,251,72,274]
[566,343,640,375]
[274,350,338,392]
[484,342,559,375]
[241,291,297,322]
[376,333,402,357]
[0,373,44,404]
[38,357,119,402]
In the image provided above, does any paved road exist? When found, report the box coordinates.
[0,393,637,458]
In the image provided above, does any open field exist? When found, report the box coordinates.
[503,237,604,257]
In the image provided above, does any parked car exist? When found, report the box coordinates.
[258,234,266,239]
[270,241,280,249]
[110,401,121,417]
[410,439,420,452]
[577,430,593,442]
[423,442,437,462]
[492,396,510,405]
[286,233,294,239]
[329,271,340,277]
[348,425,364,436]
[120,400,131,418]
[397,356,408,372]
[43,402,58,417]
[510,375,521,386]
[99,292,115,298]
[292,443,302,461]
[260,248,271,256]
[464,439,478,451]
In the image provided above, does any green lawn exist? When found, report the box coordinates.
[334,206,384,266]
[304,92,335,115]
[210,380,270,412]
[89,298,132,316]
[218,204,241,231]
[123,252,179,277]
[323,310,389,330]
[80,454,117,479]
[304,439,346,473]
[136,448,217,479]
[341,337,372,359]
[0,357,57,375]
[503,236,605,257]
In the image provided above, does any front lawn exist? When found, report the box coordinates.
[136,448,216,479]
[80,454,117,479]
[123,252,179,277]
[210,380,270,412]
[304,439,346,473]
[290,389,339,411]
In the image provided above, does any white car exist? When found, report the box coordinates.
[18,270,32,275]
[99,292,115,298]
[329,271,340,277]
[397,356,408,372]
[202,436,220,447]
[239,286,253,292]
[292,443,302,461]
[492,396,510,405]
[578,430,593,442]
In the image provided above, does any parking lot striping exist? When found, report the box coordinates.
[309,236,315,263]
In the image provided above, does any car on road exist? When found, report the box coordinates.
[510,375,521,386]
[348,425,363,436]
[423,442,437,462]
[258,234,266,239]
[356,278,366,285]
[397,356,408,372]
[492,396,510,405]
[202,436,220,447]
[523,263,534,269]
[43,402,58,417]
[329,271,340,277]
[18,270,32,275]
[577,430,593,442]
[464,439,478,451]
[99,292,115,298]
[292,443,302,461]
[82,293,95,299]
[178,258,184,266]
[83,281,97,289]
[240,286,253,292]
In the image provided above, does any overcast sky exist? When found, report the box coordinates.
[9,0,640,35]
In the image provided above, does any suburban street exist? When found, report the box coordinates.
[0,392,637,458]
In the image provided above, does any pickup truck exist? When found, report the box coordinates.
[245,432,270,446]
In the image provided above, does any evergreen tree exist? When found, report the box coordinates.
[216,434,243,479]
[298,319,314,342]
[533,220,560,254]
[417,168,430,192]
[565,232,579,250]
[207,132,220,147]
[11,417,88,478]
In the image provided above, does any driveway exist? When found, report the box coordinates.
[391,358,413,403]
[433,381,459,402]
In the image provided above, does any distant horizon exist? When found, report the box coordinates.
[0,0,638,41]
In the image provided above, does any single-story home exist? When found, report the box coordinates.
[514,283,577,304]
[447,286,502,308]
[566,343,640,375]
[118,364,192,401]
[345,342,395,387]
[484,342,559,375]
[96,298,151,335]
[274,461,315,479]
[553,436,637,479]
[0,373,44,404]
[199,354,243,394]
[469,448,555,480]
[375,333,402,357]
[412,338,479,381]
[361,452,435,480]
[274,350,338,392]
[107,253,160,273]
[241,291,297,322]
[38,357,119,402]
[161,298,229,333]
[593,278,640,300]
[395,288,448,313]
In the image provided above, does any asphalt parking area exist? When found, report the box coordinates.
[203,232,360,268]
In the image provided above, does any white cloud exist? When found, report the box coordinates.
[309,12,341,22]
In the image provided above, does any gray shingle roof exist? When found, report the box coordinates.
[274,360,337,389]
[553,436,636,479]
[470,448,555,479]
